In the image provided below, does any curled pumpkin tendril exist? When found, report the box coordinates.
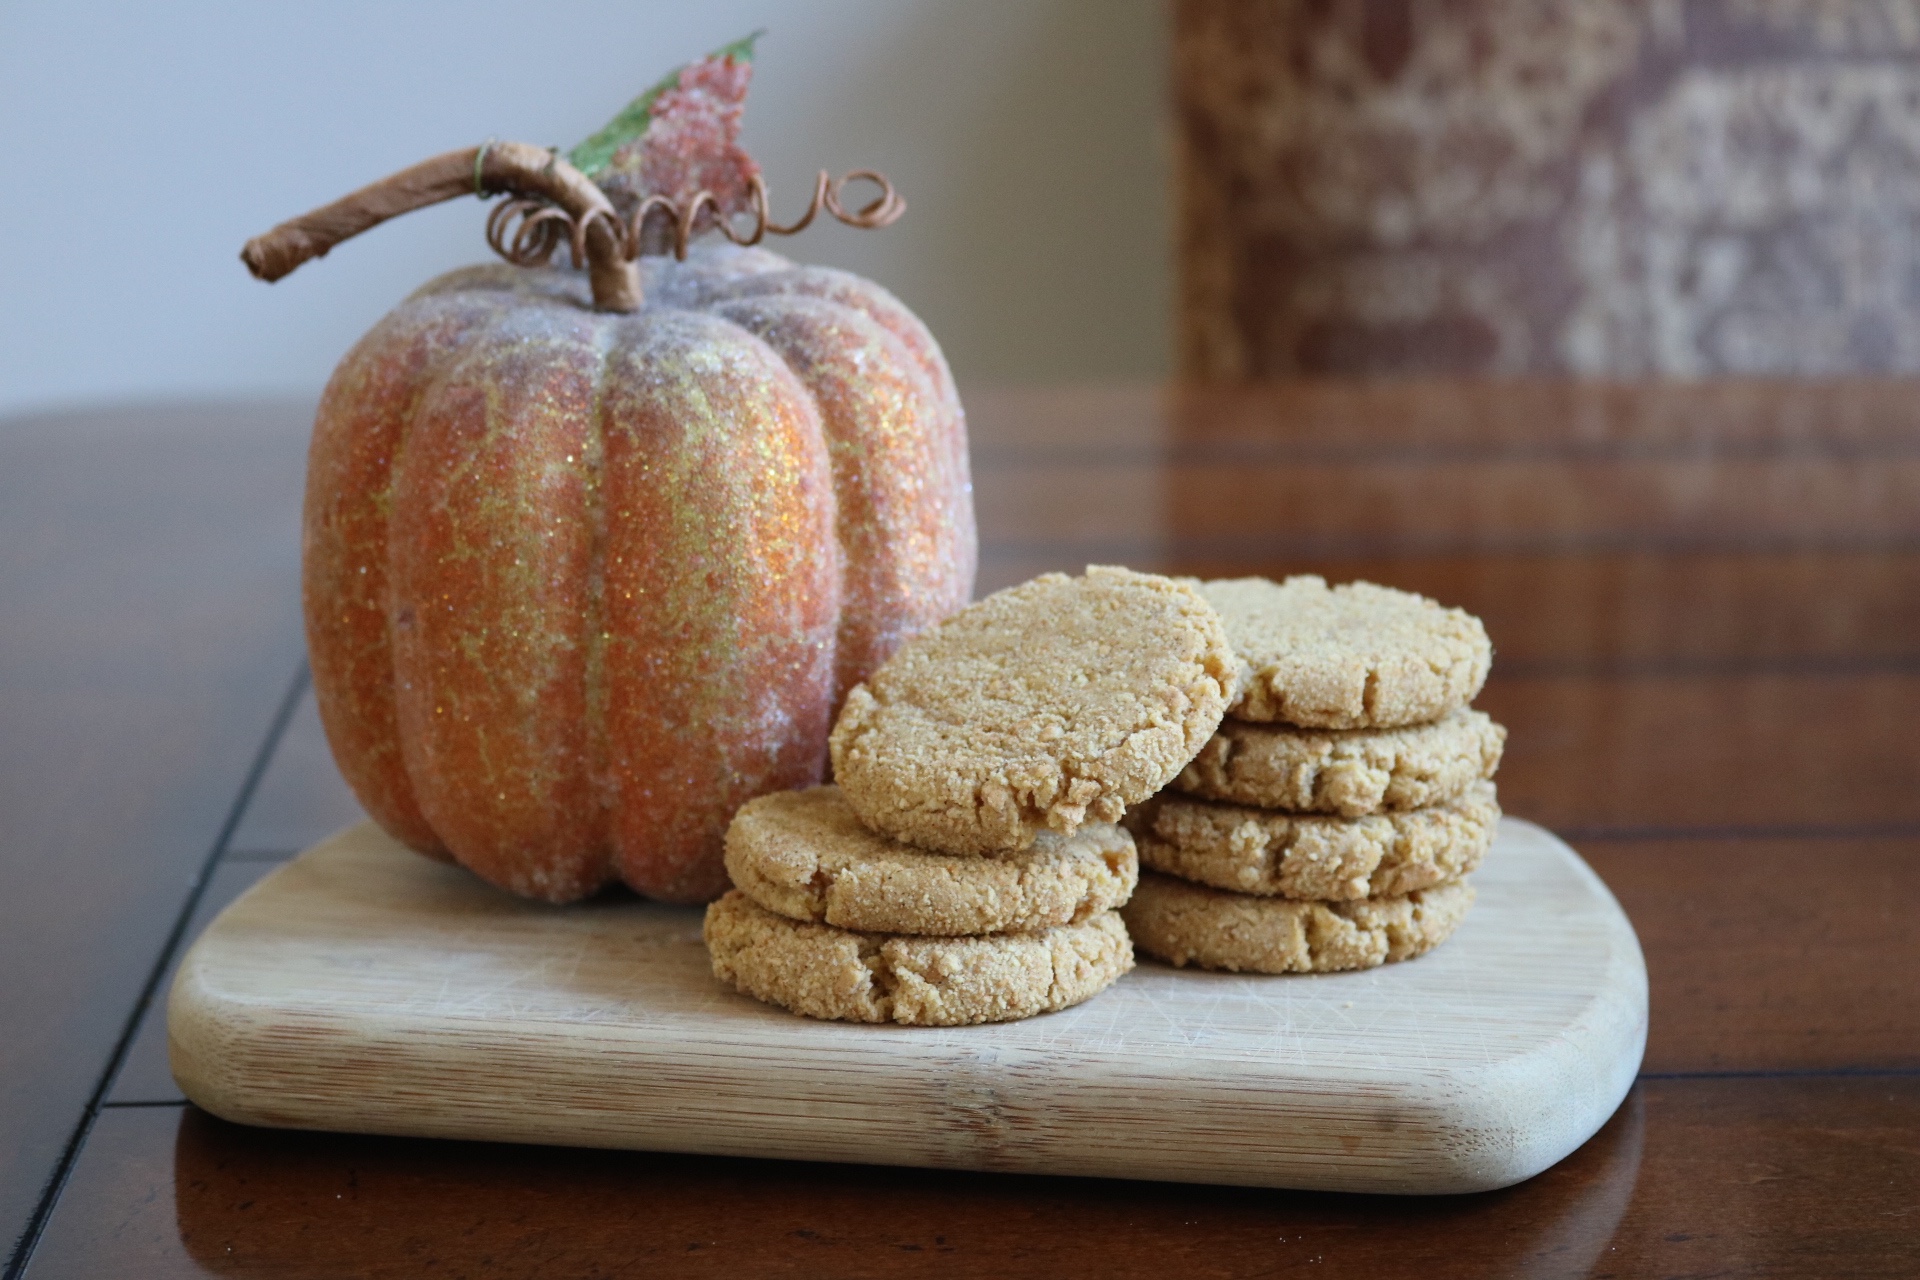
[485,199,576,266]
[483,169,905,269]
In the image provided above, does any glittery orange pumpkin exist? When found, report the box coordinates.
[304,243,975,903]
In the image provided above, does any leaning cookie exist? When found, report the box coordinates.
[1175,709,1505,816]
[1121,873,1474,974]
[724,785,1137,936]
[831,566,1235,856]
[704,891,1134,1025]
[1129,780,1497,900]
[1194,576,1491,729]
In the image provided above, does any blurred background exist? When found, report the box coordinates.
[10,0,1920,420]
[0,0,1171,417]
[1177,0,1920,378]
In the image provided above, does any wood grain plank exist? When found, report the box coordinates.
[224,687,366,859]
[1483,672,1920,833]
[1583,836,1920,1075]
[166,820,1642,1196]
[0,402,308,1261]
[23,1076,1920,1279]
[105,862,284,1107]
[977,549,1920,666]
[967,382,1920,455]
[977,457,1920,547]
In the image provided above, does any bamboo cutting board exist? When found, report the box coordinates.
[168,817,1645,1195]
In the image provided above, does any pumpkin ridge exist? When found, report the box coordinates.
[698,286,973,704]
[599,307,839,902]
[390,299,610,901]
[580,321,618,874]
[306,289,510,857]
[705,263,964,417]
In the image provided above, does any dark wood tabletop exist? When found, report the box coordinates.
[2,382,1915,1278]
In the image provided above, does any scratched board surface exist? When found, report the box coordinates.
[168,818,1645,1195]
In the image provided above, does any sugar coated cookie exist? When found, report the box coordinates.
[831,566,1234,855]
[1173,709,1505,815]
[724,785,1137,936]
[1121,872,1475,974]
[1195,576,1491,728]
[1129,780,1497,900]
[704,891,1134,1024]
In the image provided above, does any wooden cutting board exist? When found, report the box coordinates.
[168,817,1645,1195]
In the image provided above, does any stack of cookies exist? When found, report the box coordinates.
[705,566,1237,1025]
[1121,576,1504,975]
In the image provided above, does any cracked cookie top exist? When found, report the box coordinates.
[830,566,1235,856]
[1193,576,1492,729]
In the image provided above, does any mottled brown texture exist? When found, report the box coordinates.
[1174,709,1505,815]
[1195,575,1491,728]
[702,891,1133,1025]
[724,785,1136,936]
[305,243,974,905]
[1122,871,1475,974]
[1177,0,1920,377]
[831,567,1235,855]
[1130,780,1497,900]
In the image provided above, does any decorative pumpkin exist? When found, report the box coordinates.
[245,40,976,904]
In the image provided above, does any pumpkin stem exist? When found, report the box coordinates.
[241,142,642,312]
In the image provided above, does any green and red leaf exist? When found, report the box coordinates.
[573,32,763,228]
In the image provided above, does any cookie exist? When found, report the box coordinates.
[1129,780,1497,900]
[724,785,1137,936]
[831,566,1235,856]
[1194,576,1492,728]
[704,891,1134,1024]
[1173,709,1505,816]
[1121,872,1475,974]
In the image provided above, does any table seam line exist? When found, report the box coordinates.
[3,661,309,1280]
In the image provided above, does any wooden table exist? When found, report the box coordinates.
[2,383,1915,1278]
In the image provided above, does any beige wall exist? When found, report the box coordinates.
[0,0,1169,417]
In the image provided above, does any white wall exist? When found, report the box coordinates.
[0,0,1169,418]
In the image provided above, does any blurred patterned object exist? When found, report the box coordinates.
[1177,0,1920,376]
